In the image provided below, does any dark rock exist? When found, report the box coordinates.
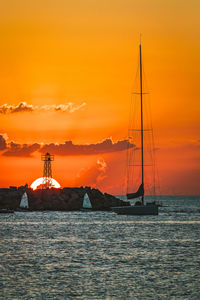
[0,186,129,211]
[9,186,17,191]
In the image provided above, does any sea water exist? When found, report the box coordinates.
[0,196,200,299]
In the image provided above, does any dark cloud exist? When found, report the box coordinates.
[0,134,7,150]
[0,135,134,157]
[3,142,40,157]
[0,102,86,114]
[40,138,135,156]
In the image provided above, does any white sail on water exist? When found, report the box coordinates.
[83,193,92,209]
[20,192,29,209]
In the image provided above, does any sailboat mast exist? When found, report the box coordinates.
[139,43,144,204]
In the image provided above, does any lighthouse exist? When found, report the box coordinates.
[41,152,54,189]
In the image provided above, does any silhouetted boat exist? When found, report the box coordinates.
[81,193,92,211]
[18,192,29,211]
[112,42,158,215]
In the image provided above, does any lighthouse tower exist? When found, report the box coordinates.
[41,153,54,189]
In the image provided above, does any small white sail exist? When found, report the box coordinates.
[83,193,92,209]
[20,192,29,209]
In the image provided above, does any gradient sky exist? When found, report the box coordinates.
[0,0,199,195]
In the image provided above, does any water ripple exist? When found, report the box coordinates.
[0,197,200,299]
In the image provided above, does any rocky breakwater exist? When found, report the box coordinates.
[0,186,130,211]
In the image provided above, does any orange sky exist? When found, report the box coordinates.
[0,0,200,195]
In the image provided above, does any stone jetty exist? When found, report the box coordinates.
[0,186,130,211]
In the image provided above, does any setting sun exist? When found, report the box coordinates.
[30,177,61,190]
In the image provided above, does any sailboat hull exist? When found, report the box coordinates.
[112,205,158,215]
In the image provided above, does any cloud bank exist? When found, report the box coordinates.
[75,158,107,187]
[3,142,40,157]
[0,134,135,157]
[0,102,86,114]
[40,139,135,156]
[0,134,7,150]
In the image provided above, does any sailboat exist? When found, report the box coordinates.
[19,192,29,210]
[112,43,158,215]
[81,193,92,210]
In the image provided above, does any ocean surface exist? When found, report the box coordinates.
[0,196,200,299]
